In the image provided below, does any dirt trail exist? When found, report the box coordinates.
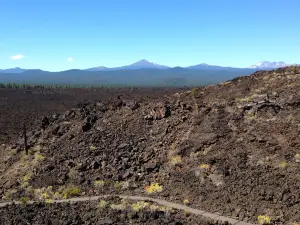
[0,194,254,225]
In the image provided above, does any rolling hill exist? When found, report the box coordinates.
[0,67,257,87]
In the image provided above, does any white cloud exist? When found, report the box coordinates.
[67,57,73,62]
[10,54,25,60]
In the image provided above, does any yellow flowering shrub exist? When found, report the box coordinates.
[94,180,105,187]
[53,191,62,200]
[45,198,53,203]
[23,173,32,182]
[110,203,127,210]
[131,201,150,211]
[114,181,129,190]
[199,164,210,170]
[34,151,45,161]
[183,199,189,205]
[97,200,108,209]
[61,186,81,199]
[169,155,183,165]
[19,197,30,204]
[258,215,271,225]
[295,153,300,162]
[279,161,287,168]
[144,183,163,194]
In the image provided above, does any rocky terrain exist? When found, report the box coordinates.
[0,86,185,144]
[0,196,224,225]
[1,67,300,225]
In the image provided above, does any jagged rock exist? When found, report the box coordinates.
[145,104,171,120]
[122,171,132,179]
[91,161,100,169]
[126,100,139,110]
[41,116,50,130]
[118,143,128,149]
[81,115,98,132]
[52,113,60,120]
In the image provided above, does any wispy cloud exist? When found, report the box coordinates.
[67,57,73,62]
[10,54,25,60]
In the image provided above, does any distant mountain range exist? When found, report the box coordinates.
[86,60,296,71]
[1,60,297,73]
[0,60,297,87]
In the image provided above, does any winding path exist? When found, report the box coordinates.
[0,195,255,225]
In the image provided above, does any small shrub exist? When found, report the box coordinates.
[131,201,150,211]
[68,168,78,180]
[23,173,32,182]
[62,186,81,199]
[34,151,45,162]
[89,145,96,151]
[258,215,271,225]
[191,88,198,95]
[295,153,300,163]
[246,110,257,120]
[39,191,52,200]
[149,204,160,211]
[239,96,252,102]
[45,198,53,203]
[42,192,49,199]
[145,183,163,194]
[97,200,108,209]
[183,199,190,205]
[94,180,105,187]
[2,189,17,200]
[114,182,123,190]
[110,203,127,210]
[46,186,53,192]
[184,210,190,217]
[158,206,172,212]
[279,161,287,168]
[169,155,183,165]
[149,204,172,212]
[25,186,34,196]
[114,181,129,190]
[199,164,210,170]
[19,197,30,204]
[21,181,29,189]
[53,191,62,200]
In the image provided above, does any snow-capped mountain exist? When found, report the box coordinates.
[85,59,169,71]
[120,59,169,70]
[249,61,290,69]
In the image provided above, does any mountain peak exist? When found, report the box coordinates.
[126,59,169,69]
[136,59,153,63]
[0,67,27,73]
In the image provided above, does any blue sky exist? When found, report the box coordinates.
[1,0,300,71]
